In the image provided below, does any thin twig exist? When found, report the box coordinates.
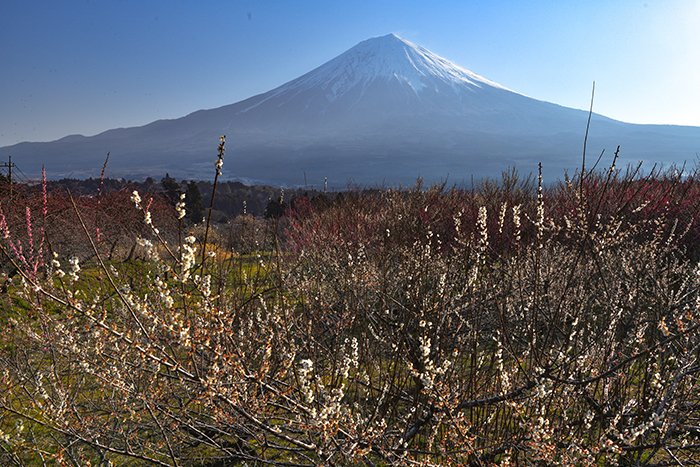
[201,135,225,270]
[581,81,595,199]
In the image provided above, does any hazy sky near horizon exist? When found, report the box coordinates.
[1,0,699,147]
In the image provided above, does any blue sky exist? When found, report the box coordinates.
[1,0,699,146]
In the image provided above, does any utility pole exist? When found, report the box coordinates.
[0,155,14,199]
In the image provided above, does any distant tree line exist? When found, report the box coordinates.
[42,175,339,223]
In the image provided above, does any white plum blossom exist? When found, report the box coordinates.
[180,236,197,282]
[68,256,80,282]
[175,193,186,220]
[130,190,141,207]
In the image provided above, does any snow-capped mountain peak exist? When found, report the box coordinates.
[241,33,506,113]
[328,33,506,92]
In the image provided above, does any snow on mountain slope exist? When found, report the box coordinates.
[241,33,506,114]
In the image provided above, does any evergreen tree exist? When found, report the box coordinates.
[185,181,205,223]
[161,173,180,204]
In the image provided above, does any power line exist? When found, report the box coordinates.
[13,166,31,183]
[0,155,15,199]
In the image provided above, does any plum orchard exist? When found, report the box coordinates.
[1,153,699,465]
